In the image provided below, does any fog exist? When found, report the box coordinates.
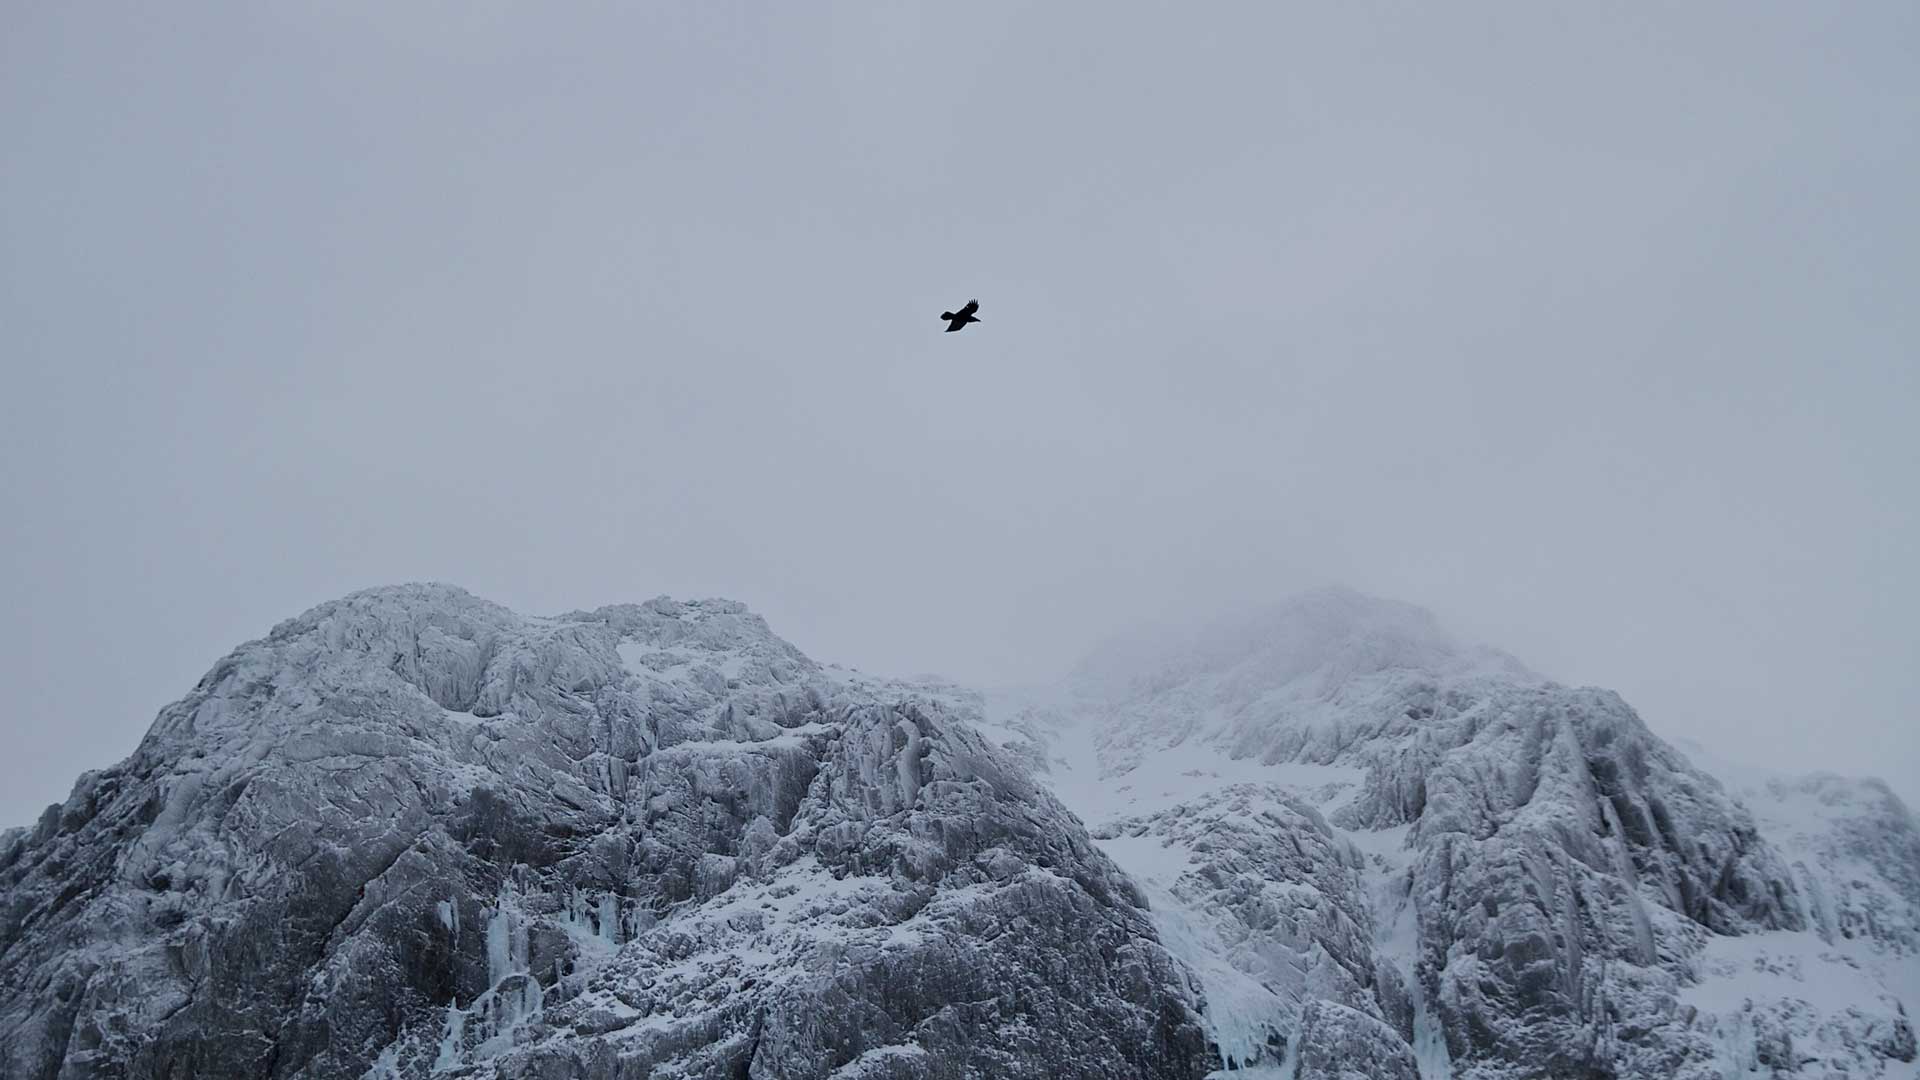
[3,4,1915,825]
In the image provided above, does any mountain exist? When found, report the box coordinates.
[966,588,1917,1079]
[0,585,1206,1079]
[1,584,1913,1079]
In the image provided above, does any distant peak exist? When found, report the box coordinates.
[1071,586,1537,698]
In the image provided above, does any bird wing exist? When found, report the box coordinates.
[957,299,979,317]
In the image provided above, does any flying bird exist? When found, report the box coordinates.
[940,299,980,333]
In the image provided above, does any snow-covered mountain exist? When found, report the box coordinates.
[0,586,1206,1079]
[1,584,1913,1079]
[964,588,1917,1079]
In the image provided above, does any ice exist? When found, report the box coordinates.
[484,903,524,987]
[359,1043,403,1080]
[432,1003,466,1073]
[1597,799,1659,964]
[1152,887,1287,1070]
[894,718,923,806]
[557,889,623,966]
[1098,827,1275,1067]
[428,895,551,1071]
[435,900,458,936]
[598,893,621,943]
[469,975,543,1059]
[1410,981,1452,1080]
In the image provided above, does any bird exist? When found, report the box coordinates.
[940,299,980,332]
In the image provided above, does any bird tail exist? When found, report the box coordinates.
[940,312,954,320]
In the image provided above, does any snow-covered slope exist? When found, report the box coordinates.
[1670,744,1920,1076]
[2,584,1912,1079]
[968,588,1918,1079]
[0,586,1208,1079]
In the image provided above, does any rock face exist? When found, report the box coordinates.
[0,585,1209,1080]
[3,584,1915,1080]
[1671,758,1920,1077]
[978,588,1918,1079]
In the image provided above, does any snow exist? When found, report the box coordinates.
[12,582,1916,1080]
[1152,882,1288,1072]
[360,1043,404,1080]
[1683,930,1902,1014]
[1676,737,1920,1037]
[1097,823,1286,1070]
[1682,926,1917,1080]
[981,681,1407,1074]
[1598,798,1660,964]
[993,687,1363,824]
[615,641,665,672]
[652,721,837,755]
[982,674,1426,1074]
[971,588,1890,1078]
[1097,832,1197,883]
[616,641,753,683]
[832,1043,928,1075]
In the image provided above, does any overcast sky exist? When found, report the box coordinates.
[3,4,1916,825]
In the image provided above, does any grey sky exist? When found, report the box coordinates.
[3,4,1916,825]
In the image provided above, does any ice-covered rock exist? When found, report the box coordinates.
[1094,785,1407,1070]
[1670,748,1920,1078]
[2,583,1912,1079]
[978,588,1918,1080]
[0,585,1208,1079]
[1294,998,1421,1080]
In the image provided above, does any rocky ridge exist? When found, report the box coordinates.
[973,588,1918,1079]
[1,584,1913,1079]
[0,585,1207,1079]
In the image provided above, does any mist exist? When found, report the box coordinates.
[3,3,1916,826]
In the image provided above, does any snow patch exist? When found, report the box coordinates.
[1683,930,1901,1015]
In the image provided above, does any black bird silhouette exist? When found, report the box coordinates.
[940,299,980,333]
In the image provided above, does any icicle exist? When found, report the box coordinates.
[485,903,527,988]
[1274,1021,1301,1079]
[598,893,620,944]
[1412,975,1453,1080]
[896,719,923,808]
[434,1002,467,1072]
[1598,800,1657,964]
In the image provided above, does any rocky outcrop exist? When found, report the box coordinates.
[0,585,1209,1080]
[4,583,1913,1080]
[989,587,1918,1080]
[1094,785,1411,1069]
[1295,999,1420,1080]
